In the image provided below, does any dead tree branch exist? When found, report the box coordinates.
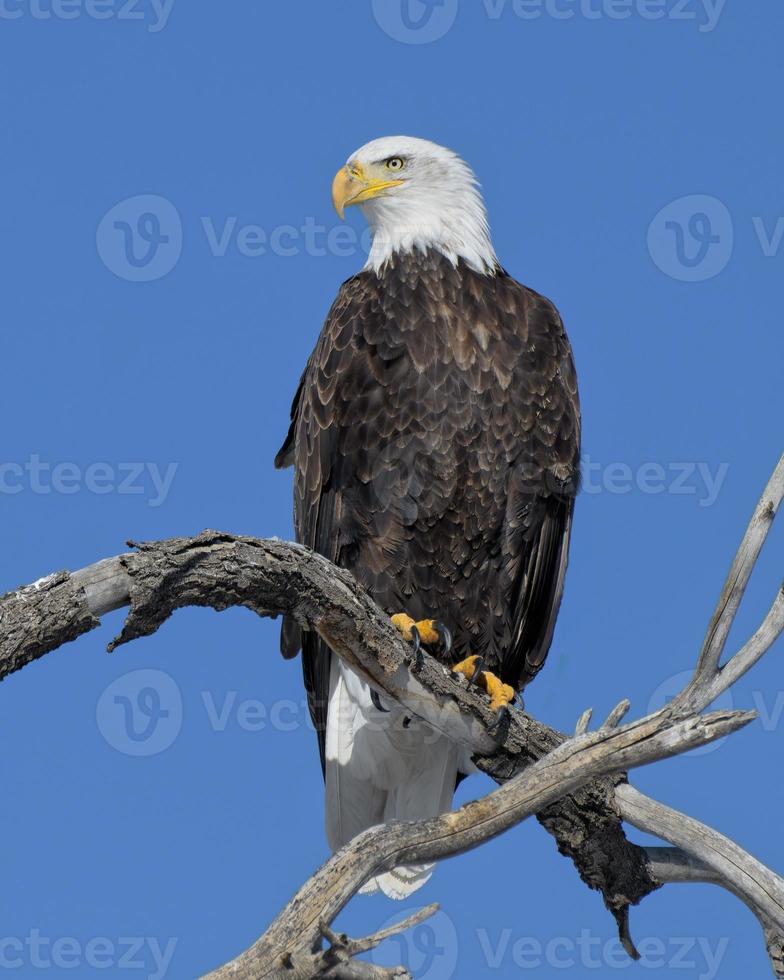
[677,453,784,714]
[645,846,784,975]
[1,452,783,976]
[205,699,751,979]
[0,533,661,940]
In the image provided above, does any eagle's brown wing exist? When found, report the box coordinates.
[499,290,580,689]
[275,274,373,772]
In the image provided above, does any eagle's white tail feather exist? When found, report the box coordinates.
[325,658,463,899]
[360,862,435,899]
[325,660,386,845]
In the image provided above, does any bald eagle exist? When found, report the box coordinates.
[276,136,580,898]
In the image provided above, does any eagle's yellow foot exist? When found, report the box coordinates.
[452,655,516,713]
[451,654,484,684]
[391,613,452,656]
[483,673,516,713]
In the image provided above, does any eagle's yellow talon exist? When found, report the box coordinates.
[391,613,416,641]
[411,619,441,645]
[484,674,516,713]
[452,657,515,712]
[451,655,482,682]
[391,614,443,647]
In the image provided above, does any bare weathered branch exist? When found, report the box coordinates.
[2,452,784,977]
[313,906,437,979]
[320,904,438,958]
[646,846,784,976]
[619,784,784,932]
[602,698,631,729]
[678,453,784,713]
[203,700,751,978]
[0,532,660,936]
[574,706,593,735]
[694,584,784,710]
[321,964,410,980]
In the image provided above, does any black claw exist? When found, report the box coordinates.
[488,704,511,735]
[434,623,452,656]
[409,625,421,658]
[370,688,389,713]
[404,625,425,672]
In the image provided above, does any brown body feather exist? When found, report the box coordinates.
[276,249,580,772]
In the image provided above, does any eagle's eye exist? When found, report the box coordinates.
[385,157,405,172]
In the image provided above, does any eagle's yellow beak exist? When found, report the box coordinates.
[331,163,405,218]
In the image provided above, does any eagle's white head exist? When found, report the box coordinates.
[332,136,498,276]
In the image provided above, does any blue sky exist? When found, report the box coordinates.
[1,2,783,978]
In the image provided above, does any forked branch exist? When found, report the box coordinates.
[204,701,751,979]
[1,452,783,976]
[677,454,784,714]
